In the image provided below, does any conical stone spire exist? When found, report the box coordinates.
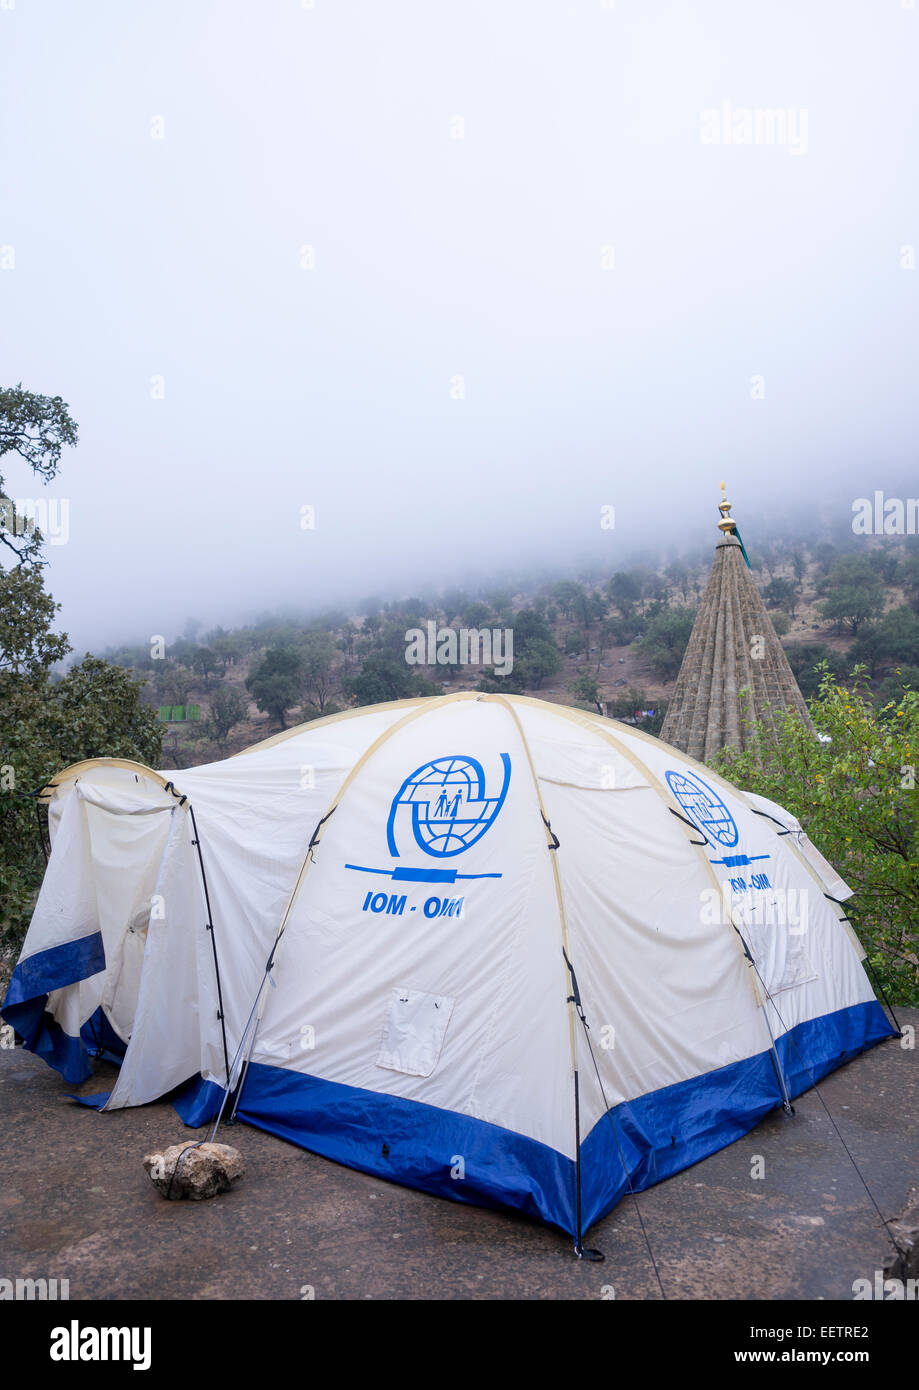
[659,485,815,762]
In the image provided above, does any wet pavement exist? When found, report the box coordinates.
[1,1010,916,1301]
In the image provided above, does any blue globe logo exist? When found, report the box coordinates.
[387,754,511,859]
[665,769,739,848]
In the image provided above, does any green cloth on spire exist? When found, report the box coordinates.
[733,525,752,570]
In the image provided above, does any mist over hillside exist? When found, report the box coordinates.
[62,482,917,658]
[94,523,919,772]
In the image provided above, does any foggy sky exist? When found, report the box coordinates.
[1,0,917,653]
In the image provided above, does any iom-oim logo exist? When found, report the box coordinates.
[665,769,739,848]
[387,755,511,859]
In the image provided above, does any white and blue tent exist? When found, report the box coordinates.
[2,694,896,1247]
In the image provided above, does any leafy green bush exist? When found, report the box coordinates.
[783,642,845,699]
[714,668,918,1005]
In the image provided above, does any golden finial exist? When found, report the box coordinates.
[717,481,737,534]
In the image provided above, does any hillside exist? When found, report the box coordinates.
[103,533,919,770]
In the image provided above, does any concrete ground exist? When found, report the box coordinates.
[1,1010,916,1302]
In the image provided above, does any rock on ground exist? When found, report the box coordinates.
[885,1194,919,1283]
[143,1141,245,1201]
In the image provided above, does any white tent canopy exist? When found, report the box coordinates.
[3,693,895,1241]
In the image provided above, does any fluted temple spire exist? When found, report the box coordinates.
[659,485,814,762]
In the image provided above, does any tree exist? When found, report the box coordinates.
[299,630,339,714]
[477,668,527,694]
[511,608,556,648]
[0,564,69,676]
[52,655,162,762]
[246,647,303,729]
[587,589,608,627]
[637,570,669,608]
[820,582,885,636]
[516,610,564,687]
[212,634,242,666]
[462,601,492,629]
[813,542,837,578]
[1,635,162,946]
[603,685,665,733]
[515,638,562,689]
[666,562,692,601]
[818,556,886,635]
[551,580,585,623]
[0,384,78,566]
[847,608,919,682]
[486,589,514,623]
[191,645,220,690]
[763,577,799,618]
[1,386,162,946]
[876,665,919,707]
[475,607,562,692]
[607,684,647,718]
[440,589,468,624]
[207,684,248,745]
[606,572,641,617]
[868,549,900,586]
[784,643,844,700]
[636,606,696,681]
[873,606,919,672]
[338,622,359,662]
[345,655,440,706]
[713,669,918,1004]
[901,552,919,614]
[169,637,197,668]
[603,613,645,646]
[569,671,602,711]
[157,662,193,707]
[756,542,782,581]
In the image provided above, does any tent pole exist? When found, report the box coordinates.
[227,1015,264,1125]
[207,975,271,1143]
[732,925,796,1116]
[189,804,231,1087]
[570,984,667,1292]
[485,696,602,1259]
[571,1068,603,1261]
[573,1069,583,1256]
